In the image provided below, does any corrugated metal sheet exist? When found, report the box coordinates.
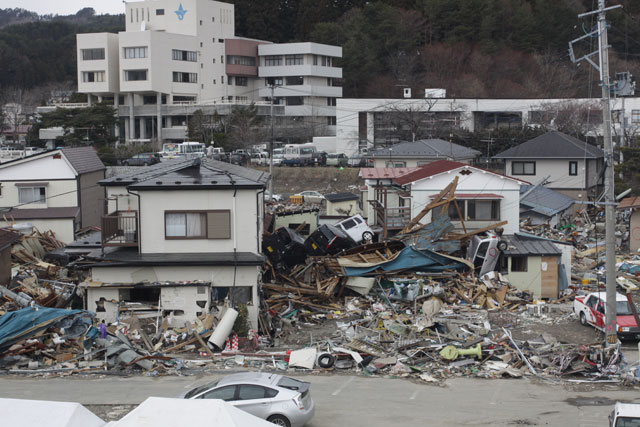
[503,235,561,256]
[520,185,575,217]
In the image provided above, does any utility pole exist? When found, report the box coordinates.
[569,0,622,346]
[268,82,275,197]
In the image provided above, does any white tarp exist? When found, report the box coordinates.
[109,397,275,427]
[0,398,105,427]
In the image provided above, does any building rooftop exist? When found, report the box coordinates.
[503,234,562,256]
[393,159,528,186]
[85,248,264,267]
[368,139,481,160]
[618,196,640,210]
[324,192,359,203]
[520,184,575,217]
[61,147,106,174]
[359,167,419,180]
[0,206,80,220]
[493,131,604,159]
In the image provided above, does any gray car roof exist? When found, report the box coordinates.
[217,372,281,386]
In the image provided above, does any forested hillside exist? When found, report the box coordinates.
[1,1,640,98]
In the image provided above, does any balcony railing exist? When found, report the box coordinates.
[102,211,138,248]
[368,200,411,237]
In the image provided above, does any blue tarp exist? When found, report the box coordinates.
[344,246,471,277]
[0,306,94,353]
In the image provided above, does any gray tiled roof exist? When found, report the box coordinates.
[502,234,562,256]
[368,139,481,160]
[520,185,575,217]
[493,131,604,159]
[325,192,359,202]
[61,147,106,174]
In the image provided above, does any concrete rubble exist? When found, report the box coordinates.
[0,188,639,387]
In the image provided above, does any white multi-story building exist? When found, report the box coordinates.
[75,0,342,144]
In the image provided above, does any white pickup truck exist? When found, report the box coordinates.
[573,292,640,340]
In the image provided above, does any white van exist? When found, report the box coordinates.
[335,215,374,243]
[609,402,640,426]
[467,231,507,276]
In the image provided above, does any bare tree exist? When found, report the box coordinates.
[531,100,602,138]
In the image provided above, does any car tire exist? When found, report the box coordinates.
[122,161,129,166]
[579,311,587,325]
[267,415,291,427]
[497,241,508,251]
[317,352,335,369]
[362,231,374,242]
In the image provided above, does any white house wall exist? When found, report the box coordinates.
[0,218,75,243]
[138,189,259,254]
[0,154,76,181]
[106,186,139,213]
[409,168,522,235]
[506,255,542,297]
[505,158,590,191]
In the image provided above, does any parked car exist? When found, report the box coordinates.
[347,154,367,168]
[467,232,508,276]
[326,153,348,167]
[263,227,308,270]
[311,152,327,167]
[295,191,325,204]
[573,292,640,339]
[265,190,283,202]
[211,152,230,162]
[335,214,374,243]
[272,153,285,166]
[231,153,250,166]
[304,224,356,256]
[122,152,161,166]
[183,372,315,427]
[250,152,269,166]
[609,402,640,426]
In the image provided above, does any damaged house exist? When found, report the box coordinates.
[82,159,268,329]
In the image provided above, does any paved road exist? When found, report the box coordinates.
[0,373,638,426]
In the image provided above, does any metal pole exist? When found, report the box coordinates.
[269,84,274,197]
[598,0,618,346]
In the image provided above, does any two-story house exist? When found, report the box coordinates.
[83,158,268,329]
[366,139,481,168]
[393,160,528,235]
[493,130,604,199]
[0,147,105,243]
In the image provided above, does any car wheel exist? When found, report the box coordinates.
[579,311,587,325]
[122,161,129,166]
[267,415,291,427]
[362,231,374,242]
[317,352,336,369]
[497,241,508,251]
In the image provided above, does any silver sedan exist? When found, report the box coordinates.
[182,372,315,427]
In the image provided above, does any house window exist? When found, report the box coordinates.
[172,72,197,83]
[235,76,248,86]
[385,161,406,168]
[322,56,327,66]
[172,49,197,62]
[285,54,303,65]
[82,71,105,83]
[327,116,336,125]
[569,161,578,176]
[165,211,230,239]
[221,76,224,84]
[313,55,318,65]
[286,97,303,106]
[227,55,256,66]
[632,110,640,123]
[286,76,303,85]
[124,47,148,59]
[218,39,224,43]
[466,200,500,221]
[266,77,283,86]
[156,8,164,15]
[124,70,147,81]
[18,187,46,204]
[512,161,535,175]
[264,55,282,66]
[81,48,105,61]
[511,256,528,272]
[447,202,465,220]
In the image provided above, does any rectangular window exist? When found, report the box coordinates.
[313,55,318,65]
[172,72,197,83]
[322,56,327,66]
[81,48,105,61]
[156,8,164,15]
[264,55,282,66]
[286,97,303,106]
[327,97,336,106]
[165,211,231,239]
[511,256,528,272]
[235,76,248,86]
[385,161,406,168]
[82,71,105,83]
[266,77,283,86]
[218,38,224,43]
[286,76,303,85]
[327,116,336,126]
[124,69,147,81]
[466,200,500,221]
[632,110,640,123]
[124,46,147,59]
[569,161,578,176]
[221,55,224,63]
[221,76,224,84]
[285,54,303,65]
[227,55,256,66]
[512,161,536,175]
[18,187,46,204]
[447,201,465,220]
[172,49,197,62]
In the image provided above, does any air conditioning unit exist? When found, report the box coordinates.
[403,88,411,98]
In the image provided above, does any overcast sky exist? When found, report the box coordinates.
[0,0,125,15]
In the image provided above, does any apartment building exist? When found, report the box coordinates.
[75,0,342,145]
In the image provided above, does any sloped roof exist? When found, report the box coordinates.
[368,139,481,160]
[502,234,561,256]
[618,196,640,210]
[520,184,575,217]
[0,207,79,220]
[493,131,604,159]
[393,159,529,186]
[61,147,105,174]
[325,192,359,202]
[359,167,419,179]
[101,158,269,190]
